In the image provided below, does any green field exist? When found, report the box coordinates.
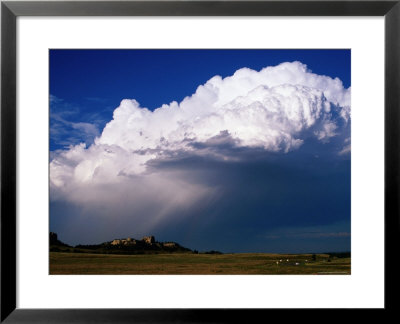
[50,252,350,275]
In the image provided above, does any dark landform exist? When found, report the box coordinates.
[49,232,349,258]
[49,232,221,255]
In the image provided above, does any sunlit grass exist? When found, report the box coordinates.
[50,252,350,275]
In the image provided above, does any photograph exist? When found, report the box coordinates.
[49,49,351,275]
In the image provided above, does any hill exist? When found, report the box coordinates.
[50,233,195,255]
[50,232,71,247]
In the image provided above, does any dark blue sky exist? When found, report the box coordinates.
[50,49,351,253]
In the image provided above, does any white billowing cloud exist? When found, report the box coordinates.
[96,62,350,158]
[50,61,350,214]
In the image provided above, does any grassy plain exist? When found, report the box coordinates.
[50,252,350,275]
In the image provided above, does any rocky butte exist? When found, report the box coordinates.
[49,233,194,254]
[100,235,186,253]
[111,235,156,246]
[50,233,223,255]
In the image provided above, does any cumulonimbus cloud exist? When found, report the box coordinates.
[50,61,351,228]
[50,61,351,244]
[97,61,350,154]
[51,61,350,190]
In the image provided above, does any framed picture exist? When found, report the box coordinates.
[1,0,399,322]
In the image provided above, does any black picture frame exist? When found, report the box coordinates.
[1,0,399,322]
